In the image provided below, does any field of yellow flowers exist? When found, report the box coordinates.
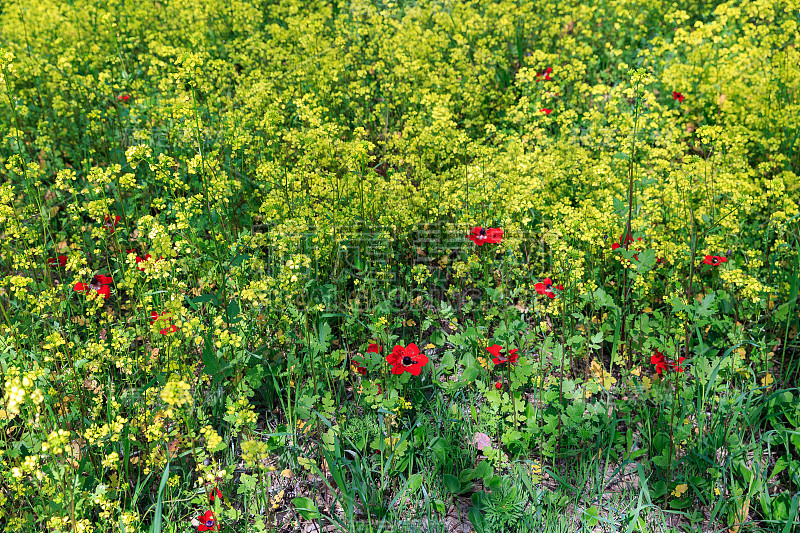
[1,0,799,531]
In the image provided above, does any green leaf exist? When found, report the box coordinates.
[697,292,717,318]
[201,348,221,377]
[186,293,218,310]
[291,497,320,519]
[407,473,423,492]
[475,460,492,482]
[652,452,670,469]
[226,299,241,322]
[460,366,480,383]
[443,474,462,494]
[468,507,485,533]
[150,461,170,533]
[228,253,250,267]
[635,249,656,272]
[581,505,600,527]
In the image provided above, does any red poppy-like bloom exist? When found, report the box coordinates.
[540,108,552,115]
[367,344,382,354]
[650,349,668,375]
[209,487,222,504]
[355,366,367,376]
[386,343,428,376]
[136,254,152,271]
[468,226,503,245]
[611,233,640,251]
[197,510,221,531]
[702,255,727,266]
[535,67,552,81]
[671,357,685,373]
[672,91,685,103]
[74,275,113,299]
[117,94,130,103]
[535,278,562,299]
[150,311,178,335]
[104,214,121,234]
[486,344,519,365]
[495,381,502,390]
[48,255,67,268]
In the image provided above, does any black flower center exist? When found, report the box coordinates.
[89,276,101,290]
[402,356,414,366]
[206,520,215,527]
[712,257,719,264]
[479,227,486,236]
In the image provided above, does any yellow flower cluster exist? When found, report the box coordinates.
[160,380,192,408]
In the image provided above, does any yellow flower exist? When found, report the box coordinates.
[671,483,688,497]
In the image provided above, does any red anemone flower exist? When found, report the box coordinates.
[672,91,685,103]
[535,67,552,81]
[209,487,222,504]
[702,255,727,266]
[136,254,152,271]
[486,344,519,365]
[535,278,562,299]
[150,311,178,335]
[468,226,503,245]
[104,214,121,234]
[367,344,382,354]
[495,381,502,390]
[117,94,130,103]
[197,510,221,531]
[672,357,686,373]
[74,275,113,299]
[611,233,639,251]
[650,349,668,375]
[386,343,428,376]
[540,108,552,115]
[48,255,67,268]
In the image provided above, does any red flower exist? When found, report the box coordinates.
[356,366,367,376]
[197,510,220,531]
[74,275,113,299]
[611,233,638,251]
[702,255,727,266]
[468,226,503,245]
[386,343,428,376]
[535,67,552,81]
[540,108,552,115]
[150,311,178,335]
[367,344,382,354]
[671,357,685,373]
[117,94,130,103]
[486,344,519,365]
[650,349,667,375]
[672,91,685,103]
[495,381,502,390]
[535,278,560,299]
[104,215,121,234]
[209,487,222,504]
[48,255,67,268]
[136,254,152,271]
